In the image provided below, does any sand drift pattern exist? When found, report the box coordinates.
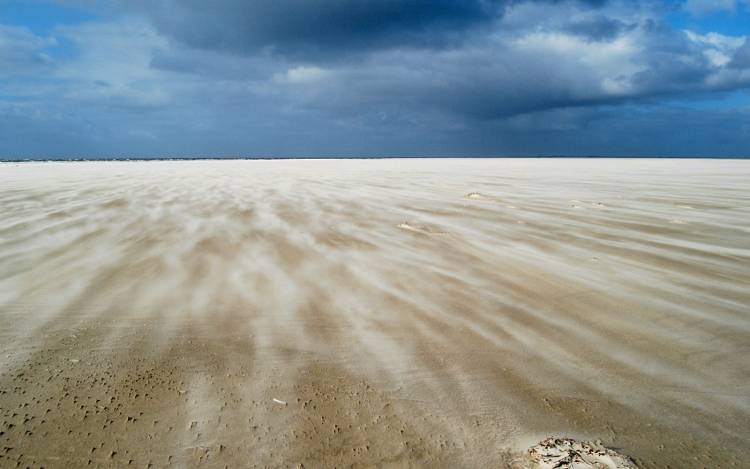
[0,159,749,467]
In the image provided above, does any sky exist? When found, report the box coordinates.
[0,0,749,158]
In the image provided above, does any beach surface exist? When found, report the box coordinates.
[0,159,748,468]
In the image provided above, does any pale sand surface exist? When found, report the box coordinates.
[0,158,748,468]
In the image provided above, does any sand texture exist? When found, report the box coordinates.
[0,158,749,468]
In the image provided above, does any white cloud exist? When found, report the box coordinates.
[273,66,331,84]
[54,20,173,107]
[685,30,747,68]
[0,25,56,76]
[684,0,739,16]
[513,31,643,96]
[684,31,746,49]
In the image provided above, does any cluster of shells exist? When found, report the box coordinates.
[512,437,636,469]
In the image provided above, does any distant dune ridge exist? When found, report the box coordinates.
[0,159,748,467]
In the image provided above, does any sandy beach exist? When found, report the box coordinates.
[0,158,748,468]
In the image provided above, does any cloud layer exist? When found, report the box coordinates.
[126,0,507,57]
[0,0,749,157]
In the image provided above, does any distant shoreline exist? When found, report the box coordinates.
[1,155,749,162]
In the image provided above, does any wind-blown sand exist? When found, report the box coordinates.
[0,158,748,468]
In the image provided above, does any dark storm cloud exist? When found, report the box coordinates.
[308,45,611,121]
[125,0,507,57]
[125,0,616,57]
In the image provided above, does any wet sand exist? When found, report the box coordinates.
[0,158,748,468]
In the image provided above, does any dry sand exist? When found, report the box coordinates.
[0,158,748,468]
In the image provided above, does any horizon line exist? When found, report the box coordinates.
[2,155,750,162]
